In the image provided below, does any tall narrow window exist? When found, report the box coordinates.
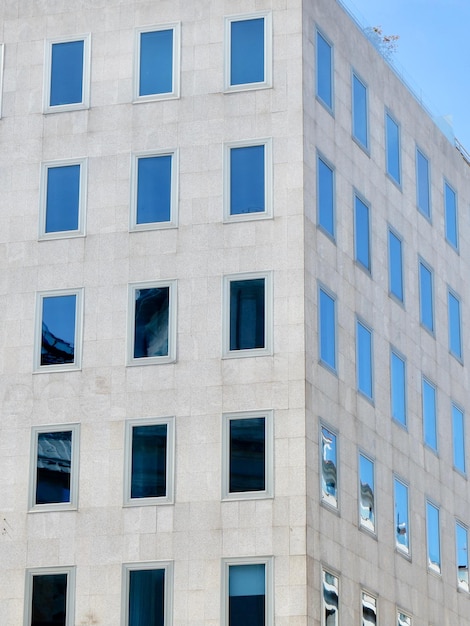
[419,260,434,333]
[452,404,465,474]
[426,501,441,573]
[316,29,333,110]
[317,154,335,239]
[416,149,430,218]
[25,567,75,626]
[135,24,180,100]
[386,111,401,185]
[356,320,373,400]
[352,73,368,149]
[322,569,339,626]
[123,562,173,626]
[361,592,377,626]
[223,558,273,626]
[394,477,410,554]
[320,425,338,508]
[444,181,458,249]
[390,349,406,426]
[359,453,375,533]
[388,229,404,302]
[318,286,336,371]
[354,194,371,272]
[448,290,462,360]
[44,35,90,112]
[422,377,437,451]
[456,522,469,591]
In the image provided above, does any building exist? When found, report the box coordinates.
[1,0,470,624]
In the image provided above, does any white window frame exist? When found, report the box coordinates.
[397,609,412,626]
[130,149,179,231]
[34,288,84,373]
[224,11,273,92]
[222,410,273,501]
[319,421,339,511]
[133,23,181,103]
[0,44,4,119]
[127,279,177,366]
[39,157,88,240]
[358,450,376,535]
[222,271,273,358]
[223,138,273,222]
[361,590,377,625]
[43,34,91,113]
[221,556,273,626]
[24,566,76,626]
[122,561,173,626]
[124,416,175,506]
[321,567,339,626]
[393,475,411,558]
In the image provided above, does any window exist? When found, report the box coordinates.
[316,29,333,111]
[448,290,462,360]
[224,139,272,221]
[388,229,404,302]
[39,159,87,238]
[223,272,273,357]
[131,150,178,230]
[24,566,75,626]
[361,592,377,626]
[397,612,411,626]
[34,289,83,372]
[394,477,410,554]
[419,260,434,333]
[225,13,272,91]
[444,180,458,248]
[222,557,273,626]
[385,111,401,185]
[123,561,173,626]
[0,44,4,118]
[356,319,373,400]
[317,154,335,239]
[29,424,80,511]
[318,286,336,371]
[322,569,339,626]
[416,148,430,217]
[426,501,441,573]
[390,349,406,426]
[354,193,371,272]
[134,24,180,101]
[359,453,375,533]
[456,522,469,591]
[44,35,90,112]
[422,377,437,451]
[222,411,273,500]
[128,280,177,365]
[320,425,338,509]
[352,73,368,149]
[452,404,465,474]
[124,417,175,505]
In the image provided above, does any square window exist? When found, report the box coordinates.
[320,424,338,509]
[223,272,273,357]
[354,193,371,272]
[134,24,180,101]
[361,591,377,626]
[222,557,273,626]
[388,228,404,302]
[445,180,458,249]
[34,289,83,372]
[131,150,178,230]
[39,159,87,239]
[352,72,369,149]
[44,35,90,113]
[394,477,410,554]
[385,111,401,186]
[321,569,339,626]
[318,285,337,371]
[316,29,333,111]
[426,500,441,573]
[317,153,335,239]
[123,562,173,626]
[356,319,373,400]
[456,521,469,591]
[416,148,430,218]
[24,566,75,626]
[225,13,272,91]
[359,453,375,533]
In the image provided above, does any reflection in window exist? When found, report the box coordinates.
[135,154,173,225]
[316,30,333,110]
[359,454,375,532]
[35,431,72,505]
[448,290,462,359]
[317,155,335,238]
[352,74,368,149]
[416,149,430,217]
[230,145,265,215]
[456,522,469,591]
[321,426,337,508]
[394,478,409,554]
[50,40,84,106]
[45,164,81,234]
[357,320,373,399]
[386,112,401,184]
[361,592,376,626]
[322,569,338,626]
[130,424,168,499]
[31,572,68,626]
[138,28,174,97]
[229,17,266,87]
[452,404,465,474]
[229,278,265,351]
[426,501,441,573]
[229,563,266,626]
[229,417,266,493]
[127,567,166,626]
[445,181,458,248]
[422,378,437,451]
[354,194,370,271]
[41,294,77,366]
[388,229,403,302]
[397,612,411,626]
[419,260,434,332]
[391,350,406,426]
[319,287,336,371]
[133,287,169,359]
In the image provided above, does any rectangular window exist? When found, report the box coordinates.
[123,562,173,626]
[419,260,434,333]
[223,557,273,626]
[44,35,90,112]
[321,569,339,626]
[316,29,333,111]
[356,319,373,400]
[225,13,272,91]
[134,24,180,101]
[385,111,401,185]
[394,477,410,554]
[452,404,465,474]
[359,453,375,533]
[388,229,404,302]
[352,73,368,149]
[416,148,430,217]
[397,612,411,626]
[34,289,83,372]
[222,410,273,500]
[361,592,377,626]
[445,181,458,248]
[354,194,371,272]
[0,44,4,119]
[456,522,469,592]
[24,567,75,626]
[39,158,87,238]
[320,425,338,509]
[224,139,272,221]
[426,501,441,573]
[422,377,437,451]
[318,286,336,371]
[390,349,406,426]
[448,290,462,359]
[317,154,335,239]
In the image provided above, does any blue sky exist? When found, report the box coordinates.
[341,0,470,151]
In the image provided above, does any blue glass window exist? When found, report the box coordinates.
[229,417,265,493]
[35,430,72,505]
[133,287,170,359]
[357,321,373,399]
[388,230,403,301]
[317,155,335,238]
[456,522,469,591]
[230,145,265,215]
[139,29,174,96]
[422,378,437,451]
[229,278,265,351]
[386,112,401,185]
[448,291,462,359]
[316,30,333,110]
[419,261,434,332]
[359,454,375,532]
[445,181,458,248]
[50,40,84,107]
[319,287,336,370]
[416,149,430,217]
[230,18,265,86]
[128,568,165,626]
[41,294,77,366]
[426,501,441,572]
[394,478,409,553]
[321,426,338,508]
[354,195,370,271]
[45,164,81,234]
[391,350,406,426]
[229,563,265,626]
[352,73,368,148]
[31,573,68,626]
[452,404,465,474]
[130,424,168,499]
[136,155,172,225]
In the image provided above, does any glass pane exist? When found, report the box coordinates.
[445,182,458,247]
[394,479,409,552]
[230,145,265,215]
[422,379,437,451]
[357,322,373,399]
[129,569,165,626]
[133,287,169,358]
[359,455,375,532]
[230,18,265,86]
[319,289,336,369]
[448,291,462,358]
[456,523,469,591]
[137,155,172,224]
[322,570,339,626]
[426,502,441,572]
[41,294,76,366]
[416,150,430,217]
[353,75,368,148]
[354,196,370,270]
[140,29,173,96]
[36,431,72,505]
[388,230,403,301]
[362,592,376,626]
[230,279,265,351]
[32,573,67,626]
[316,31,332,108]
[391,351,406,425]
[321,427,337,507]
[46,165,80,233]
[452,404,465,473]
[317,157,334,237]
[229,418,265,493]
[419,262,433,332]
[397,613,411,626]
[131,424,167,498]
[386,113,400,184]
[50,40,84,106]
[229,564,265,626]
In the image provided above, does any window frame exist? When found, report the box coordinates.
[321,567,339,626]
[388,226,404,303]
[354,191,371,273]
[223,138,273,222]
[452,403,466,475]
[320,422,339,511]
[318,283,337,373]
[24,566,76,626]
[448,288,463,361]
[43,33,91,113]
[356,317,374,401]
[393,475,410,557]
[390,347,407,427]
[426,499,441,574]
[455,520,469,592]
[315,27,334,114]
[316,152,336,241]
[444,179,459,250]
[422,376,438,453]
[122,561,173,626]
[397,610,412,626]
[416,147,431,219]
[418,258,434,334]
[351,70,369,151]
[358,451,376,535]
[361,590,377,626]
[385,109,401,187]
